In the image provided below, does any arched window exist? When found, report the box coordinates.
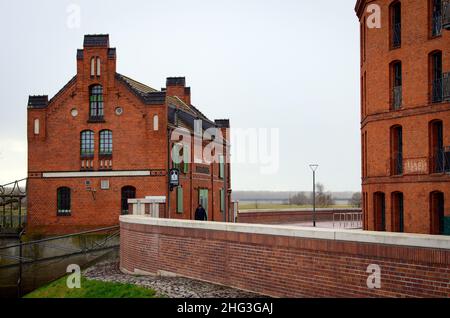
[90,57,101,77]
[80,130,94,158]
[57,187,71,215]
[34,118,40,135]
[90,57,96,77]
[429,120,445,173]
[96,57,101,76]
[390,60,402,110]
[391,192,404,232]
[390,1,401,48]
[121,186,136,215]
[99,130,113,157]
[153,115,159,131]
[89,85,104,121]
[390,125,403,175]
[373,192,386,231]
[430,51,443,103]
[430,191,445,234]
[430,0,442,37]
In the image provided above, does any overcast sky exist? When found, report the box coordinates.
[0,0,361,192]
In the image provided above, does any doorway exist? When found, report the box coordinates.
[199,189,208,219]
[391,192,404,232]
[373,192,386,231]
[430,191,445,234]
[121,186,136,215]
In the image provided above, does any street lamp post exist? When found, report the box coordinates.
[309,164,319,227]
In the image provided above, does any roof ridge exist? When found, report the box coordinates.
[188,102,209,121]
[116,73,165,105]
[48,75,77,105]
[170,96,211,122]
[116,73,159,93]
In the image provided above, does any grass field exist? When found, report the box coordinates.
[24,275,158,298]
[238,203,355,210]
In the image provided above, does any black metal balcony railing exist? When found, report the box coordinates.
[432,78,443,103]
[392,86,402,109]
[432,13,442,36]
[392,153,403,175]
[444,1,450,30]
[88,115,104,122]
[392,23,401,48]
[431,149,450,173]
[444,73,450,101]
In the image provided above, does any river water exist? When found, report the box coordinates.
[0,236,119,298]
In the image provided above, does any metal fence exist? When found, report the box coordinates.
[333,212,363,229]
[0,179,27,233]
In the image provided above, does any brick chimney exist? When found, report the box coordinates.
[166,77,191,105]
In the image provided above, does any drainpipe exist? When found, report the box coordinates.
[223,142,228,223]
[167,127,171,219]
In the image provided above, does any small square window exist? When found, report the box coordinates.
[101,180,110,190]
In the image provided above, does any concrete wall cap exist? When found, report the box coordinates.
[119,215,450,250]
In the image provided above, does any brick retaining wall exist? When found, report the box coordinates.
[120,216,450,298]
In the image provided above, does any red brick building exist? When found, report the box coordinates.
[27,34,231,234]
[355,0,450,234]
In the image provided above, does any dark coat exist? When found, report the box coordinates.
[195,206,207,221]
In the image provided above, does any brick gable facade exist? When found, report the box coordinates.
[27,35,231,234]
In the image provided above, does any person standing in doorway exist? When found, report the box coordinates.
[195,204,207,221]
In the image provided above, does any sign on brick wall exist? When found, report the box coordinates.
[403,158,428,175]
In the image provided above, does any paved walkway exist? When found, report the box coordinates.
[276,220,362,230]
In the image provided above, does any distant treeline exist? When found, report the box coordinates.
[233,186,361,208]
[232,190,355,201]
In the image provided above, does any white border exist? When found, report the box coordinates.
[42,170,151,178]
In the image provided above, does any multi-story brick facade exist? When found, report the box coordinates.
[27,34,231,234]
[355,0,450,234]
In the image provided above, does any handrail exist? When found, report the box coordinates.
[0,225,119,251]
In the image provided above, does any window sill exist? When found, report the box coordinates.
[429,34,442,40]
[429,171,448,176]
[57,212,71,217]
[87,119,106,123]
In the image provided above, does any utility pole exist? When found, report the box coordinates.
[309,164,319,227]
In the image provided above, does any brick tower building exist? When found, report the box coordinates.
[27,35,231,234]
[355,0,450,234]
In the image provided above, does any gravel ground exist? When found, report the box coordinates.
[83,259,263,298]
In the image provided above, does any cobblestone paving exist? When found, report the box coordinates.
[83,259,263,298]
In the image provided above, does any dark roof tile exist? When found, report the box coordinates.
[116,73,165,105]
[77,49,83,60]
[28,96,49,109]
[166,77,185,86]
[84,34,109,48]
[108,48,116,59]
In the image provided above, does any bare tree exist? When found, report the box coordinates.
[350,192,362,208]
[314,183,335,207]
[289,192,310,206]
